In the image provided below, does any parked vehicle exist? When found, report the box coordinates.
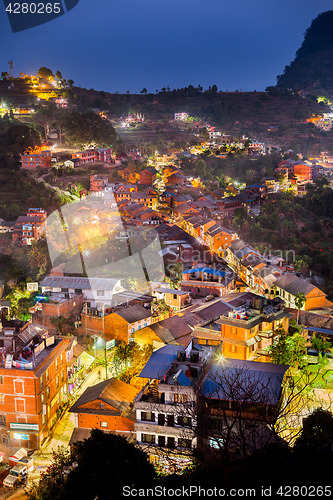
[3,463,28,488]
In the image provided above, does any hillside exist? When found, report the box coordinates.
[277,11,333,96]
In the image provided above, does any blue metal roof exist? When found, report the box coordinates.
[202,358,288,405]
[177,372,192,386]
[183,267,226,278]
[304,326,333,336]
[139,345,184,379]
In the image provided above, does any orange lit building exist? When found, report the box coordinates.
[0,324,69,455]
[69,378,139,438]
[217,294,290,362]
[21,150,52,169]
[293,162,313,182]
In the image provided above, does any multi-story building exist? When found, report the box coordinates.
[21,150,52,169]
[134,341,215,469]
[0,324,70,455]
[12,209,47,245]
[181,267,234,298]
[217,293,291,362]
[32,292,84,329]
[39,276,124,312]
[71,150,96,166]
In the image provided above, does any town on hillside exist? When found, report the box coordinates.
[0,62,333,494]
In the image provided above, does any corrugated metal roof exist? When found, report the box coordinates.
[202,358,288,405]
[139,344,185,379]
[40,276,120,291]
[183,267,226,278]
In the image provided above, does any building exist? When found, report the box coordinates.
[31,292,84,329]
[217,293,291,362]
[139,168,157,185]
[69,378,139,443]
[153,288,191,311]
[134,341,215,470]
[174,112,189,121]
[39,276,124,312]
[199,358,289,455]
[293,162,313,182]
[181,267,234,298]
[12,209,47,245]
[21,150,52,169]
[79,304,153,344]
[273,275,331,311]
[71,150,97,166]
[0,324,69,455]
[90,175,109,193]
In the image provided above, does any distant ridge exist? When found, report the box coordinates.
[277,11,333,95]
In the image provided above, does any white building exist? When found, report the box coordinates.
[134,342,215,470]
[39,276,124,311]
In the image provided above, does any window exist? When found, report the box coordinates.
[177,416,191,427]
[174,394,188,404]
[158,435,165,447]
[97,290,105,296]
[61,371,64,383]
[100,403,105,410]
[46,370,49,382]
[173,294,177,300]
[0,414,6,426]
[158,414,165,426]
[141,412,155,422]
[15,398,25,413]
[230,345,237,353]
[61,288,69,293]
[178,438,191,449]
[40,375,44,389]
[41,394,44,404]
[167,437,175,449]
[100,421,108,428]
[142,434,155,444]
[167,414,174,427]
[0,376,3,385]
[46,387,50,400]
[55,359,58,371]
[56,376,59,388]
[74,289,82,294]
[14,380,24,395]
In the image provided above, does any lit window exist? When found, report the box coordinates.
[100,421,107,428]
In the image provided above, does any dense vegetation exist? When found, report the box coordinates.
[277,11,333,96]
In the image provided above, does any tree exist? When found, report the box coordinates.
[37,67,54,79]
[67,79,74,88]
[294,408,333,453]
[267,327,291,364]
[140,88,147,94]
[233,207,248,227]
[294,292,306,324]
[27,446,71,500]
[0,123,41,159]
[61,111,116,149]
[66,430,155,499]
[212,84,218,93]
[268,328,307,368]
[55,70,63,80]
[1,71,8,79]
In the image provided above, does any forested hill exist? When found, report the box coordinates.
[277,11,333,95]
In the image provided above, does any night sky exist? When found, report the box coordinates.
[0,0,332,93]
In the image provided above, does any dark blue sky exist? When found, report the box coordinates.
[0,0,332,93]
